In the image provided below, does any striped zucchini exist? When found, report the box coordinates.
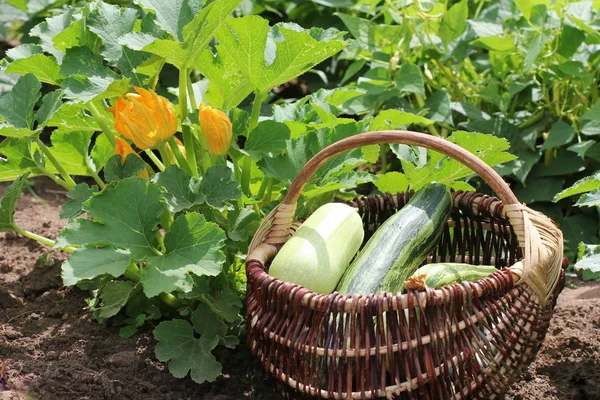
[336,183,452,295]
[410,263,498,289]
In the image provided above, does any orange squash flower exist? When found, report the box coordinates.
[109,87,177,150]
[114,137,149,178]
[199,102,232,156]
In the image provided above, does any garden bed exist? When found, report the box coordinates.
[1,179,599,400]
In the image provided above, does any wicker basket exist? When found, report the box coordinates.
[245,131,565,399]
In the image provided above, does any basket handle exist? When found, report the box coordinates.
[251,130,563,306]
[282,130,519,206]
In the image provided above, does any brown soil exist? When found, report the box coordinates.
[1,178,599,400]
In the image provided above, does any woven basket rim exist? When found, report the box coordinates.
[246,190,522,313]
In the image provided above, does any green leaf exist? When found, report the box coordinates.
[208,288,241,323]
[557,25,585,58]
[60,183,98,220]
[92,134,114,171]
[43,130,94,176]
[472,35,515,51]
[60,47,129,102]
[104,154,146,182]
[199,16,348,108]
[30,9,77,61]
[191,302,228,339]
[541,120,575,150]
[0,138,42,182]
[134,0,200,40]
[0,173,29,232]
[226,208,259,242]
[117,47,152,87]
[178,0,243,68]
[0,126,38,138]
[561,214,598,253]
[335,13,402,52]
[86,1,138,63]
[404,131,515,190]
[244,120,290,160]
[576,189,600,207]
[46,103,100,131]
[424,90,453,125]
[154,165,202,213]
[0,74,41,129]
[96,280,135,319]
[142,213,225,297]
[574,243,600,276]
[554,172,600,201]
[62,246,132,286]
[395,64,424,96]
[567,140,596,159]
[374,171,409,194]
[52,18,102,54]
[57,178,164,258]
[154,319,221,383]
[4,54,62,85]
[200,165,241,208]
[35,89,64,127]
[370,110,434,131]
[524,32,549,71]
[440,0,468,45]
[514,177,563,204]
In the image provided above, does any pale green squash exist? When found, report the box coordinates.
[269,203,364,294]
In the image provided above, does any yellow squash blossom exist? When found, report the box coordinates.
[109,87,177,150]
[199,102,232,156]
[114,137,149,178]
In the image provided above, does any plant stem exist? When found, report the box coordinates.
[380,145,388,173]
[414,94,441,137]
[241,92,265,197]
[186,75,197,110]
[33,137,77,190]
[159,293,181,309]
[144,149,165,171]
[167,137,193,176]
[14,227,76,253]
[86,159,106,190]
[158,144,173,167]
[124,263,142,282]
[88,102,116,147]
[256,177,270,199]
[179,69,199,178]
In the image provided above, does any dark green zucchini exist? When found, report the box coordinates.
[335,182,452,295]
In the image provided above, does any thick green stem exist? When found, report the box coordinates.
[187,75,197,109]
[414,94,441,137]
[14,227,76,253]
[167,138,193,176]
[160,293,182,309]
[124,263,142,282]
[241,156,252,197]
[179,69,199,178]
[241,92,265,197]
[158,144,173,167]
[88,102,116,147]
[380,145,388,173]
[256,177,270,199]
[144,149,165,171]
[86,159,106,189]
[34,137,76,189]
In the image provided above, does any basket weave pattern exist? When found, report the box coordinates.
[245,131,565,399]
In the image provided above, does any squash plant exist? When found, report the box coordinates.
[0,0,515,383]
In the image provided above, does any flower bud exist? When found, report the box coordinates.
[109,87,177,150]
[198,102,232,156]
[114,137,149,178]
